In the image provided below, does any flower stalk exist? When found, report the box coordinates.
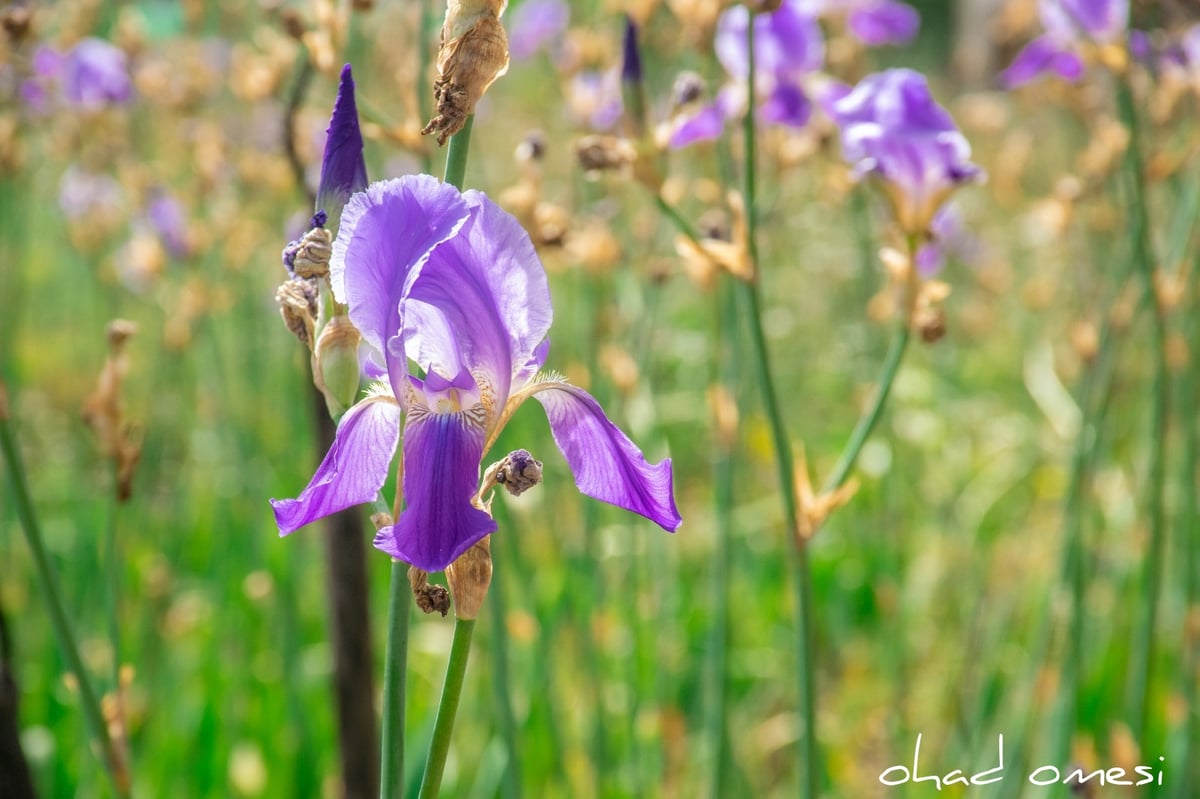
[0,383,131,798]
[418,617,478,799]
[736,12,819,798]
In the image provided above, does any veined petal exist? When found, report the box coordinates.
[530,381,681,532]
[403,191,552,413]
[330,175,472,358]
[271,396,401,534]
[315,64,369,230]
[374,409,497,572]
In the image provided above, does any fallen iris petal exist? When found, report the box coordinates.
[271,397,401,534]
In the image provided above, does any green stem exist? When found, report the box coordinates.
[704,286,739,798]
[418,618,477,799]
[487,506,522,799]
[380,559,411,799]
[443,116,475,191]
[737,15,818,799]
[0,401,130,798]
[1118,78,1169,746]
[820,320,910,495]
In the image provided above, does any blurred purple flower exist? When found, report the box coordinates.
[568,68,624,131]
[30,38,132,110]
[315,64,368,229]
[824,68,981,233]
[672,0,824,148]
[508,0,569,61]
[804,0,919,47]
[914,204,982,276]
[58,166,124,220]
[1001,0,1128,87]
[145,189,190,258]
[271,175,681,571]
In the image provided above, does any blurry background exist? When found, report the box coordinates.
[1,0,1197,797]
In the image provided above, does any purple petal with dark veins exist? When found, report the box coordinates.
[761,81,811,128]
[373,410,497,572]
[315,64,369,229]
[532,382,681,532]
[715,0,824,82]
[271,396,401,534]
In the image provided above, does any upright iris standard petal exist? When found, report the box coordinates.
[373,409,497,572]
[315,64,369,228]
[1002,0,1128,85]
[715,1,823,81]
[402,192,553,412]
[330,176,472,357]
[532,382,681,532]
[271,396,402,534]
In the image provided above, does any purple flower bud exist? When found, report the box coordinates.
[315,64,368,230]
[622,16,642,84]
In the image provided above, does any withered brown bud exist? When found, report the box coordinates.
[291,226,333,279]
[279,9,306,39]
[409,567,451,616]
[276,278,319,349]
[516,130,546,163]
[494,449,543,496]
[671,71,706,109]
[1,5,32,41]
[914,306,946,343]
[445,537,492,620]
[422,0,511,145]
[575,134,636,173]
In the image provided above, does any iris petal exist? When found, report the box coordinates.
[330,176,472,358]
[532,382,681,532]
[374,410,497,572]
[403,192,552,410]
[271,396,401,534]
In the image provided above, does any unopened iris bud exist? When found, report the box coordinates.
[314,315,363,418]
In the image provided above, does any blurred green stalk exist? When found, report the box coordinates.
[1117,79,1169,746]
[737,16,819,799]
[0,387,131,798]
[380,558,411,799]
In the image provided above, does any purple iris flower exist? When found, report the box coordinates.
[508,0,570,61]
[1001,0,1128,87]
[29,38,132,110]
[671,0,824,148]
[823,69,981,233]
[270,175,681,572]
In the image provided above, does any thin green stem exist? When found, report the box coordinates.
[487,505,522,799]
[1118,78,1169,746]
[820,320,911,495]
[104,467,122,693]
[418,618,477,799]
[0,400,130,798]
[443,116,475,191]
[380,559,411,799]
[417,0,434,174]
[737,15,817,799]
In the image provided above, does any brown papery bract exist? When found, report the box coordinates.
[422,0,510,145]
